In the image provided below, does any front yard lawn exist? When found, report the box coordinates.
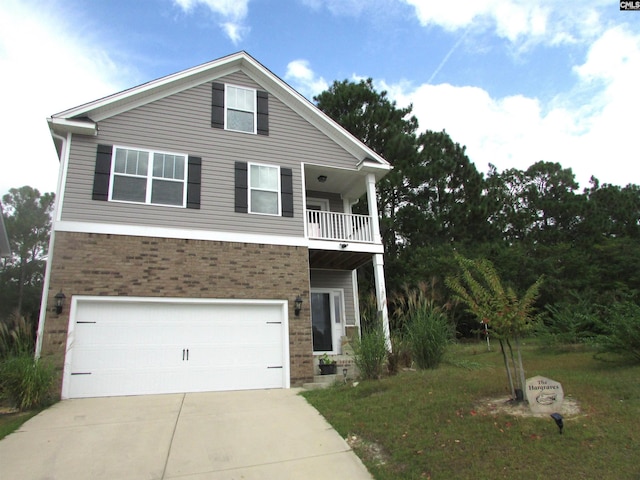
[302,343,640,479]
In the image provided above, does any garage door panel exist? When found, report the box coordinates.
[63,299,288,399]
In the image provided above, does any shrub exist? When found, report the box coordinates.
[353,321,387,380]
[0,355,55,410]
[536,292,603,347]
[595,301,640,363]
[387,333,412,375]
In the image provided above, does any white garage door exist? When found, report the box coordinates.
[62,297,289,399]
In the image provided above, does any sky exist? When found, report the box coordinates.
[1,0,638,199]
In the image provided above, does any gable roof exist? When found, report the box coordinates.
[48,51,391,175]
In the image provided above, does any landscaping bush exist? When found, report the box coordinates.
[386,333,412,375]
[536,292,603,347]
[406,305,453,369]
[353,321,387,380]
[0,315,35,359]
[595,301,640,362]
[0,355,55,410]
[394,283,454,370]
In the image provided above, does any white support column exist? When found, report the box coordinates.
[365,173,381,243]
[366,173,390,349]
[373,253,391,350]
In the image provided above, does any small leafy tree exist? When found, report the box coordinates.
[446,253,543,401]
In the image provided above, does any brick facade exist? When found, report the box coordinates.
[41,231,314,395]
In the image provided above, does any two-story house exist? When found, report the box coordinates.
[36,52,391,399]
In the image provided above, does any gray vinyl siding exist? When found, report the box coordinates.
[310,269,356,325]
[60,72,360,237]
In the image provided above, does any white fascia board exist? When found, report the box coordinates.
[244,62,391,169]
[51,51,391,172]
[48,118,97,136]
[307,239,384,254]
[54,220,310,248]
[51,52,248,122]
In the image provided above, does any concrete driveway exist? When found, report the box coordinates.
[0,389,372,479]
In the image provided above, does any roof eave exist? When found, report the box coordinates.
[48,117,97,136]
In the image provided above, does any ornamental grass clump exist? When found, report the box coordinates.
[394,283,454,369]
[0,354,55,410]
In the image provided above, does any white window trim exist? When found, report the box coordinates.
[224,84,257,134]
[109,145,188,208]
[311,288,346,355]
[248,162,281,216]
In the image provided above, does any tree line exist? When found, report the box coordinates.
[315,79,640,336]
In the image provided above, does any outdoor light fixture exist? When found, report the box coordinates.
[54,290,66,314]
[294,295,303,316]
[550,413,564,434]
[317,175,327,183]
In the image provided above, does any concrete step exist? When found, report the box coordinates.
[303,374,340,390]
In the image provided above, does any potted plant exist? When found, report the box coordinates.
[318,353,337,375]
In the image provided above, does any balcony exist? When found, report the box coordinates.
[306,210,374,243]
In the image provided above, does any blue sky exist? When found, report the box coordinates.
[1,0,638,197]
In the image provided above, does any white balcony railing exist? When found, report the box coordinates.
[306,210,375,243]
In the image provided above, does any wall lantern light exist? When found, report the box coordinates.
[54,291,66,314]
[317,175,327,183]
[294,295,303,316]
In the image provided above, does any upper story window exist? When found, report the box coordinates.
[212,82,269,135]
[249,163,280,215]
[110,147,187,207]
[226,85,256,133]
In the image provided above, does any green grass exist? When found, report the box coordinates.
[302,343,640,479]
[0,410,40,440]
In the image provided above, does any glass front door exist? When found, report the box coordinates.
[311,292,332,352]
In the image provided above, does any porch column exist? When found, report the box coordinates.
[373,253,391,350]
[365,173,381,243]
[366,172,390,349]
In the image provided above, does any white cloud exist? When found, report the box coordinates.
[300,0,369,16]
[173,0,250,44]
[379,24,640,189]
[285,60,329,99]
[402,0,608,47]
[0,1,130,196]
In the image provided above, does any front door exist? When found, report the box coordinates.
[311,290,344,354]
[311,292,332,352]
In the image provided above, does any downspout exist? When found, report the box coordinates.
[35,130,70,359]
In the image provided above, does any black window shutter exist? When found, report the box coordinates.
[257,90,269,135]
[281,168,293,217]
[235,162,248,213]
[92,144,113,201]
[211,82,225,129]
[186,156,202,209]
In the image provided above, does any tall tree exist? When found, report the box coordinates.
[397,130,489,247]
[314,78,419,258]
[1,187,54,321]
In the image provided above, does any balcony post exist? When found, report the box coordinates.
[373,253,391,351]
[365,173,381,243]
